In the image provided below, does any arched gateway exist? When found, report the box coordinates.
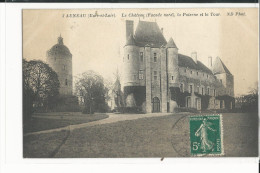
[152,97,160,113]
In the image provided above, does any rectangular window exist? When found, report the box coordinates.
[202,87,204,95]
[139,70,144,80]
[180,84,184,92]
[197,86,200,93]
[197,72,199,76]
[154,53,157,62]
[154,71,157,80]
[207,74,209,78]
[190,71,193,74]
[127,54,130,60]
[220,79,222,83]
[189,85,193,93]
[184,69,186,73]
[214,89,216,96]
[140,52,143,62]
[207,88,210,95]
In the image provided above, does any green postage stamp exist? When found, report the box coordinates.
[190,114,224,156]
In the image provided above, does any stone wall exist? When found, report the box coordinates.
[46,52,72,95]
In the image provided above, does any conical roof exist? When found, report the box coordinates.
[166,37,177,48]
[125,34,136,46]
[212,57,232,75]
[134,21,167,47]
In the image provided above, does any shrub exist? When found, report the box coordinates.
[174,107,199,113]
[117,106,144,114]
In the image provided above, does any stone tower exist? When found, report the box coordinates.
[46,35,73,95]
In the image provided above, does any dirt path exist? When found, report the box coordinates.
[24,113,171,136]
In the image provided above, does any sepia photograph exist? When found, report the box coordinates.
[22,8,258,158]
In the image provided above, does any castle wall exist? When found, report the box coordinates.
[46,53,72,95]
[145,46,152,113]
[160,47,167,113]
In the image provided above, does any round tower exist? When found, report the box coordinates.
[123,34,140,87]
[46,35,73,95]
[166,37,179,87]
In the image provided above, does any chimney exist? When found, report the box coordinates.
[161,28,164,35]
[191,52,197,63]
[126,20,134,41]
[208,56,212,68]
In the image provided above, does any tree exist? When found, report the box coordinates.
[240,84,258,113]
[75,70,109,114]
[23,59,60,122]
[112,68,124,108]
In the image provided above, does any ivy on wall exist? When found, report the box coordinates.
[123,86,146,107]
[194,92,211,110]
[216,95,235,109]
[169,87,190,107]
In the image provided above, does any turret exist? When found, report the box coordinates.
[123,23,140,87]
[166,37,179,87]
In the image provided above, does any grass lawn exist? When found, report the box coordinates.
[24,130,69,158]
[23,112,109,133]
[23,113,258,158]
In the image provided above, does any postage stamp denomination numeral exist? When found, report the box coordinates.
[189,114,224,156]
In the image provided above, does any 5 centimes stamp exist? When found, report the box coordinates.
[189,114,224,156]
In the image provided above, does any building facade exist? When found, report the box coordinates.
[123,20,234,113]
[46,35,73,95]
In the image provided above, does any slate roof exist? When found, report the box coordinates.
[166,37,177,48]
[134,21,167,47]
[212,56,232,75]
[178,54,213,74]
[126,34,136,46]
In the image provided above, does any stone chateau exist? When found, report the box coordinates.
[122,20,235,113]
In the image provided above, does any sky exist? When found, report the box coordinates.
[23,8,258,96]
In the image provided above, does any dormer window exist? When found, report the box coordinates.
[154,53,157,62]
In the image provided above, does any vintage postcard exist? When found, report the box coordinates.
[22,8,258,158]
